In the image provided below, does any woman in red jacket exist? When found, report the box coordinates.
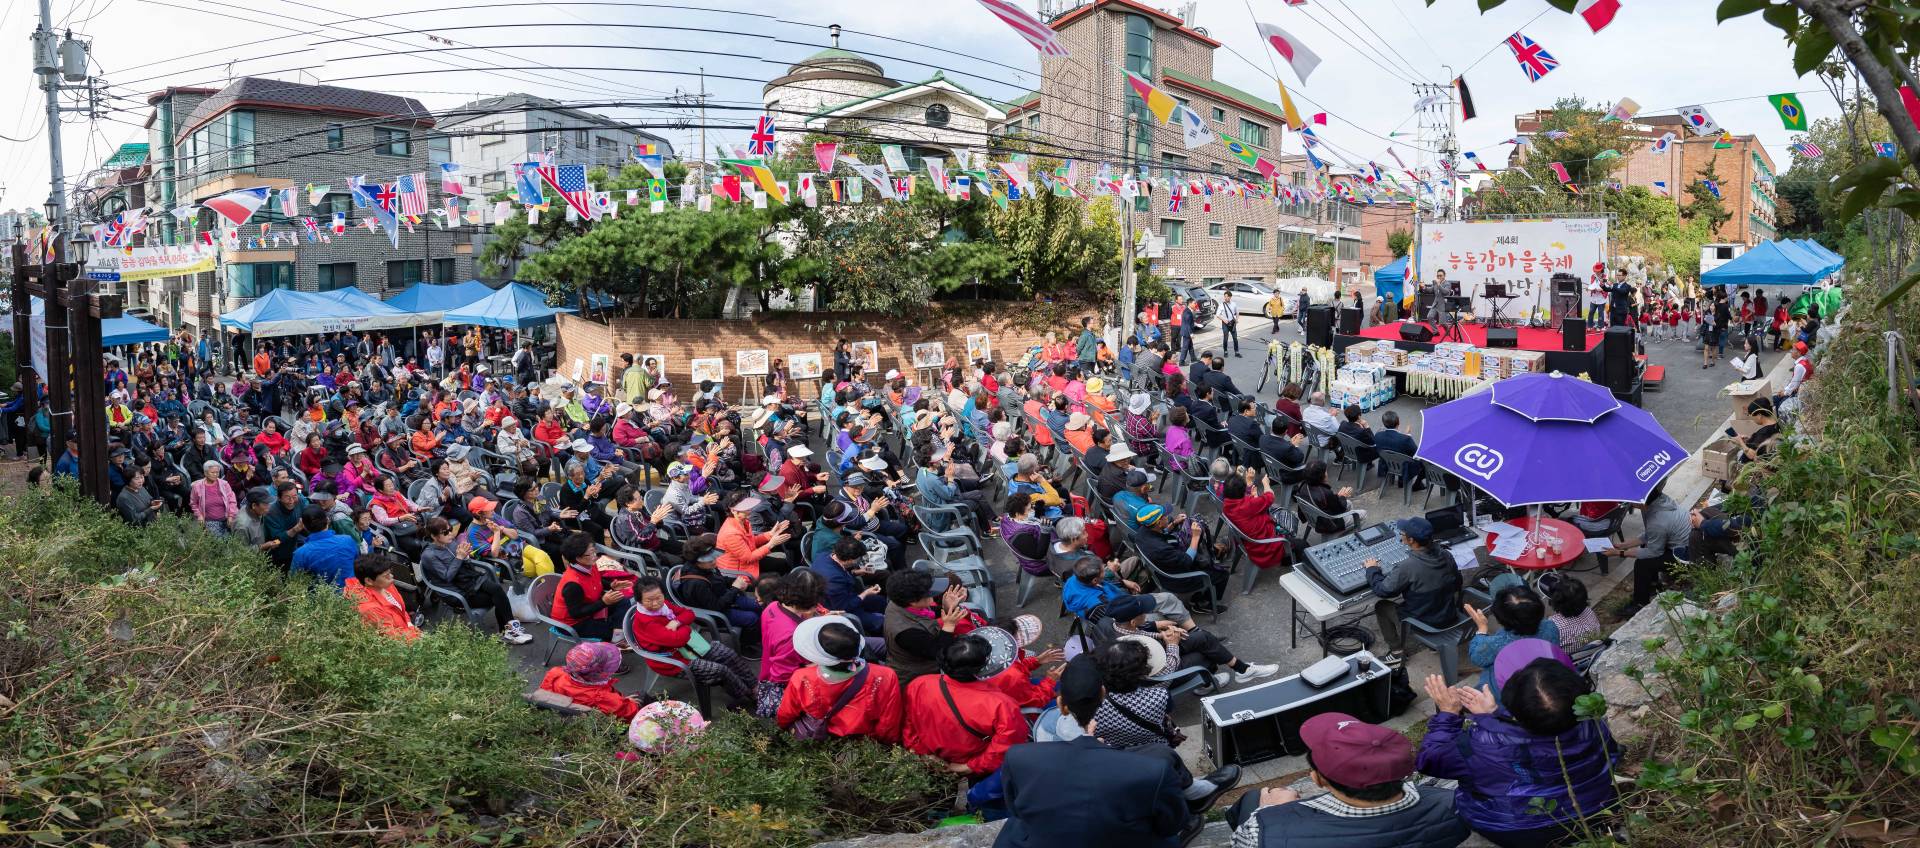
[626,577,758,708]
[904,635,1030,778]
[539,641,644,720]
[776,616,904,743]
[297,432,330,479]
[1219,467,1288,571]
[342,553,419,641]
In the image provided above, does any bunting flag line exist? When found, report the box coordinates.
[204,187,272,227]
[1793,141,1823,158]
[1576,0,1621,33]
[1767,92,1807,130]
[1255,21,1322,82]
[881,144,909,173]
[1462,151,1489,172]
[1677,105,1720,136]
[1875,141,1898,158]
[1601,97,1639,122]
[1220,132,1263,167]
[1311,112,1328,125]
[1273,78,1306,131]
[305,184,330,207]
[1175,103,1213,149]
[169,205,197,220]
[1548,162,1573,184]
[439,162,465,197]
[348,178,401,248]
[748,115,778,156]
[631,147,665,179]
[1650,132,1675,154]
[1701,178,1721,199]
[397,172,430,215]
[1505,32,1558,82]
[536,163,594,220]
[1652,180,1667,196]
[276,188,297,217]
[1593,149,1621,160]
[1454,76,1477,121]
[1125,71,1177,124]
[1541,130,1570,139]
[513,163,545,206]
[1901,86,1920,130]
[331,212,346,234]
[813,142,839,174]
[1713,131,1734,149]
[975,0,1070,57]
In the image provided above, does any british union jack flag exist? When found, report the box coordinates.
[1505,33,1558,83]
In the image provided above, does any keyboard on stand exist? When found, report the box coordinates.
[1302,523,1409,602]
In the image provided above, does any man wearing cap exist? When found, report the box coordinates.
[1363,516,1465,662]
[999,654,1238,848]
[832,472,908,569]
[1112,468,1160,530]
[1133,504,1233,615]
[1228,712,1468,847]
[1095,443,1139,500]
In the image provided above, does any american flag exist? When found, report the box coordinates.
[1505,33,1558,82]
[975,0,1070,57]
[396,172,431,215]
[748,115,777,156]
[1793,141,1824,158]
[537,163,594,219]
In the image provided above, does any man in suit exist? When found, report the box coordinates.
[996,655,1239,848]
[1259,417,1309,485]
[1187,350,1212,385]
[1337,404,1377,464]
[1225,398,1264,464]
[1372,410,1420,486]
[1199,354,1242,397]
[1189,385,1228,448]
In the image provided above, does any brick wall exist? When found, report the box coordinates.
[554,304,1098,398]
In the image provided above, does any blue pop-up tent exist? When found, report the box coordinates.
[1373,256,1408,306]
[1792,239,1844,270]
[219,288,419,336]
[1778,240,1843,278]
[442,283,576,329]
[384,279,494,321]
[29,296,169,346]
[1702,240,1834,286]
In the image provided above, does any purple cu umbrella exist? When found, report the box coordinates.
[1418,378,1686,508]
[1490,371,1621,423]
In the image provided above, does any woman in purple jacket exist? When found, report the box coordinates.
[1416,640,1622,847]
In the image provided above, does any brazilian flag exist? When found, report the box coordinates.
[1769,93,1808,130]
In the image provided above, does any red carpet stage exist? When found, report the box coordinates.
[1348,322,1601,353]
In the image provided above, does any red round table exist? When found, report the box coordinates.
[1483,515,1583,571]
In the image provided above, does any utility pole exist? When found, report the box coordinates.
[698,67,707,174]
[1442,66,1460,222]
[32,0,68,251]
[1119,114,1137,344]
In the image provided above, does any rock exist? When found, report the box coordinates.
[812,821,1004,848]
[1590,601,1708,737]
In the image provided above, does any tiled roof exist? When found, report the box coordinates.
[1160,68,1288,126]
[102,143,149,169]
[180,77,433,140]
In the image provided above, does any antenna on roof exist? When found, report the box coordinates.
[829,23,841,48]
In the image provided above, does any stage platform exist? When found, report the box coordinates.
[1347,321,1601,353]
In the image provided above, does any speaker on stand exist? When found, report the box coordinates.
[1305,305,1334,348]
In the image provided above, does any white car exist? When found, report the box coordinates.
[1204,279,1287,318]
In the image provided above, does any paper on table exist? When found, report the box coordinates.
[1584,537,1613,553]
[1482,521,1523,537]
[1490,534,1531,560]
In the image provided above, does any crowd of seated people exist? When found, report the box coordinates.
[81,325,1652,844]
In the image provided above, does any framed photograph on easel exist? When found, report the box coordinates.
[850,341,878,373]
[965,333,992,364]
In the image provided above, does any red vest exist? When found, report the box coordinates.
[554,564,606,626]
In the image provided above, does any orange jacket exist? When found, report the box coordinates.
[538,667,641,720]
[343,577,420,641]
[776,663,905,743]
[716,515,776,578]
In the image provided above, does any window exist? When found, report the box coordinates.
[1235,226,1264,252]
[429,134,452,167]
[478,122,503,145]
[321,192,352,217]
[1209,162,1224,175]
[1335,239,1360,262]
[1208,222,1222,238]
[1160,219,1185,247]
[1238,119,1267,148]
[1123,13,1155,160]
[575,129,589,146]
[375,128,410,156]
[386,260,423,289]
[1026,114,1040,129]
[225,262,293,298]
[1275,229,1310,256]
[1202,277,1225,285]
[594,137,620,164]
[315,262,356,291]
[482,171,505,187]
[432,258,455,282]
[1211,107,1226,123]
[1239,169,1262,184]
[325,123,344,151]
[228,110,254,168]
[925,104,950,127]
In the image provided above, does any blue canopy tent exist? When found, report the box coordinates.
[1373,256,1408,311]
[1777,240,1843,278]
[562,288,615,312]
[442,283,576,329]
[1792,239,1844,269]
[29,296,169,346]
[1701,240,1834,287]
[384,279,494,322]
[218,288,418,337]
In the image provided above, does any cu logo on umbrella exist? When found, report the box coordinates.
[1635,451,1673,482]
[1453,443,1504,480]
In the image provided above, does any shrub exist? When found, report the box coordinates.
[0,486,943,846]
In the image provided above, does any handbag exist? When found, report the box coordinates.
[1104,694,1187,748]
[789,665,870,741]
[677,628,712,660]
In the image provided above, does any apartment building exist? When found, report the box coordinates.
[443,93,675,196]
[143,77,473,333]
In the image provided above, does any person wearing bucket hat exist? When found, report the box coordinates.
[977,619,1066,710]
[831,469,909,570]
[904,634,1030,782]
[1227,711,1467,848]
[776,616,904,743]
[1417,645,1621,845]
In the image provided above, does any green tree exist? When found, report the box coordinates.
[1280,239,1334,278]
[1682,159,1734,233]
[1387,228,1413,258]
[1476,96,1635,214]
[984,190,1123,299]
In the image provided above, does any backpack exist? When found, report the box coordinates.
[789,666,869,741]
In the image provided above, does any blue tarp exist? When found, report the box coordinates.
[1777,240,1843,277]
[1373,256,1408,305]
[218,288,420,337]
[384,280,495,318]
[1701,240,1834,287]
[1792,239,1844,269]
[29,296,169,346]
[441,283,577,329]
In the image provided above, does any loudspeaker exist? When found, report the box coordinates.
[1338,306,1362,335]
[1415,288,1437,320]
[1399,322,1434,343]
[1603,326,1636,394]
[1305,305,1334,347]
[1561,317,1588,351]
[1486,327,1519,349]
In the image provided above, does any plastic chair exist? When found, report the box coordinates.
[662,564,743,646]
[1135,543,1225,622]
[1375,449,1419,505]
[911,500,970,535]
[1293,494,1364,545]
[413,559,487,627]
[620,609,714,717]
[528,573,594,666]
[1398,610,1474,685]
[1331,432,1372,490]
[911,557,998,620]
[1069,609,1214,700]
[1420,461,1460,511]
[1215,511,1289,596]
[595,543,661,578]
[1263,453,1305,507]
[997,529,1055,608]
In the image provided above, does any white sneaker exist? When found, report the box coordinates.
[1212,671,1233,689]
[1233,663,1280,683]
[501,621,534,645]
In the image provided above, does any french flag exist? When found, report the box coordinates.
[203,187,271,227]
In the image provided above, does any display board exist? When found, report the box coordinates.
[1417,219,1607,323]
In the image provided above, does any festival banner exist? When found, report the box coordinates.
[83,245,219,282]
[1417,219,1609,323]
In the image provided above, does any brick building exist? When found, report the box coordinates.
[141,78,474,334]
[1002,0,1369,289]
[1510,109,1778,245]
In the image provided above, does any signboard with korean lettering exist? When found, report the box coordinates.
[83,245,218,283]
[1417,219,1607,324]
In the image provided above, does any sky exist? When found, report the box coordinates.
[0,0,1821,218]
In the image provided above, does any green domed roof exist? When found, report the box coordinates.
[795,48,884,73]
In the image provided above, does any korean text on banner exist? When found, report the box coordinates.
[84,245,219,283]
[1417,219,1609,323]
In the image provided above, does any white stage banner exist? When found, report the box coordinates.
[1417,219,1607,323]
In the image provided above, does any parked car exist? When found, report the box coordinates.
[1204,279,1285,318]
